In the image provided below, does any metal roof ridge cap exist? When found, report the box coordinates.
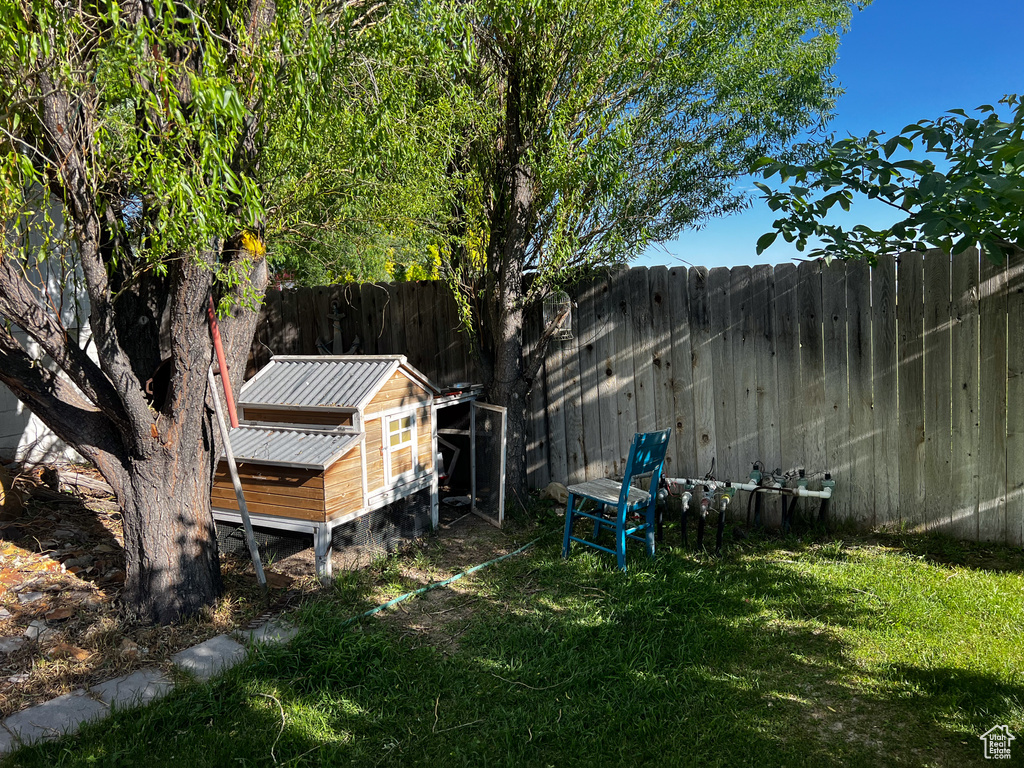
[269,354,406,361]
[231,424,361,437]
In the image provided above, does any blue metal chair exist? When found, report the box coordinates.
[561,429,672,570]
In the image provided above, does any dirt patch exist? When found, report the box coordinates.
[334,508,539,655]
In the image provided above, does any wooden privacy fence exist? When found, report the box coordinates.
[253,250,1024,545]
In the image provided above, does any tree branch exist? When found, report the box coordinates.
[0,325,121,463]
[0,256,126,424]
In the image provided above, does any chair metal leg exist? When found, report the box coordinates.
[562,493,576,559]
[616,520,627,571]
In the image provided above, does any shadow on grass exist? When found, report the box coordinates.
[8,529,1023,767]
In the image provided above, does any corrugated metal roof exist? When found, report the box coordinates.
[225,426,361,469]
[239,357,399,409]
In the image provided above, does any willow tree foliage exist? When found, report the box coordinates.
[754,96,1024,263]
[260,11,465,285]
[0,0,426,623]
[440,0,864,493]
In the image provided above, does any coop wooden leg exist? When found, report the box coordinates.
[314,526,333,583]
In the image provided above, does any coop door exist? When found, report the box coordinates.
[470,402,507,528]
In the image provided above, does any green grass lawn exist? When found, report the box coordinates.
[8,524,1023,767]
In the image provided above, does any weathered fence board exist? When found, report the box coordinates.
[978,256,1007,542]
[254,253,1024,545]
[821,261,849,521]
[845,260,873,526]
[897,253,925,527]
[610,269,639,476]
[524,305,550,490]
[593,277,622,479]
[730,266,758,484]
[648,267,678,473]
[708,267,735,480]
[543,313,569,484]
[923,251,952,531]
[752,264,781,526]
[562,307,587,486]
[871,255,899,526]
[629,268,658,437]
[576,279,607,482]
[773,263,801,479]
[280,288,300,354]
[1005,258,1024,546]
[688,267,717,478]
[668,267,697,475]
[950,249,980,540]
[797,261,827,482]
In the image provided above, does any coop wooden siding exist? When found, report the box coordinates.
[211,462,326,521]
[324,443,365,519]
[417,409,432,473]
[365,418,385,491]
[364,372,430,415]
[240,407,353,428]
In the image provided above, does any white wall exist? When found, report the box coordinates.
[1,192,89,464]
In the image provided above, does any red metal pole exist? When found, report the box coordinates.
[207,296,239,428]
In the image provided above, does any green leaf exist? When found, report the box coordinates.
[755,231,778,255]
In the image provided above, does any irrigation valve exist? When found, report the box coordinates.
[749,467,762,484]
[680,491,692,512]
[821,473,836,498]
[700,488,714,519]
[719,483,734,513]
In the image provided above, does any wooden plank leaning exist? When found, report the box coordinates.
[207,366,267,589]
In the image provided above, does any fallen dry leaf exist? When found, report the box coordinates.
[48,643,91,662]
[45,606,75,621]
[265,571,294,590]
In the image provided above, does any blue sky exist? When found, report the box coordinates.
[638,0,1023,270]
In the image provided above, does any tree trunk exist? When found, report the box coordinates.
[487,298,530,505]
[115,443,222,624]
[480,53,540,505]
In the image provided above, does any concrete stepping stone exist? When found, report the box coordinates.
[235,621,299,647]
[171,634,245,681]
[1,619,298,756]
[1,690,107,748]
[90,668,174,709]
[0,723,14,755]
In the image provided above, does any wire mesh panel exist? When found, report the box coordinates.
[217,522,309,562]
[472,402,507,528]
[331,488,432,553]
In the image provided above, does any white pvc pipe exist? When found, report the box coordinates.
[663,477,833,500]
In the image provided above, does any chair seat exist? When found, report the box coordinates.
[567,478,650,508]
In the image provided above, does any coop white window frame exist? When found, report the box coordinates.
[383,411,418,484]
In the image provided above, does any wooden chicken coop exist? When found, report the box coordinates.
[211,355,439,579]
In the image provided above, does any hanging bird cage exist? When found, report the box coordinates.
[543,290,573,341]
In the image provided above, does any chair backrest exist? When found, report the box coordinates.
[619,429,672,504]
